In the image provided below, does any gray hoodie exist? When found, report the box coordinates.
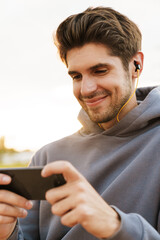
[9,86,160,240]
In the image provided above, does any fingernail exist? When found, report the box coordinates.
[26,200,33,209]
[21,209,28,216]
[41,168,46,177]
[2,176,11,183]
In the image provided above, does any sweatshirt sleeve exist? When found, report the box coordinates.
[7,220,24,240]
[103,206,160,240]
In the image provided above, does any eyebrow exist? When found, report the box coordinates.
[68,63,108,76]
[68,70,79,76]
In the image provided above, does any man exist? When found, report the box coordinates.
[0,6,160,240]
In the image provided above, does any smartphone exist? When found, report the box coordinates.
[0,167,66,200]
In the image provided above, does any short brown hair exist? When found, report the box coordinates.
[54,7,142,70]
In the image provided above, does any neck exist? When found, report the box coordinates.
[99,97,138,130]
[98,118,117,130]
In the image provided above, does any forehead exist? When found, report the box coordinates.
[66,43,119,71]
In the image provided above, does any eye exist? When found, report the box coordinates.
[72,74,82,81]
[94,69,107,75]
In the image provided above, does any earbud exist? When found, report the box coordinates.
[134,61,141,72]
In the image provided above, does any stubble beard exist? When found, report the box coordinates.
[85,91,131,123]
[79,77,132,124]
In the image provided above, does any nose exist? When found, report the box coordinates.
[80,76,97,96]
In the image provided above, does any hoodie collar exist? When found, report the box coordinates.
[78,86,160,136]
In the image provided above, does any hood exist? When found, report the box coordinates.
[78,86,160,136]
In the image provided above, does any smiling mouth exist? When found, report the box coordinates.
[84,95,108,107]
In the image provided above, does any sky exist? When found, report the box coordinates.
[0,0,160,151]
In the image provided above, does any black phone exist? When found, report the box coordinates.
[0,167,66,200]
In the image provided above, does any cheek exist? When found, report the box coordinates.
[98,74,118,90]
[73,83,81,99]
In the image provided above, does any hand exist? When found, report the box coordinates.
[42,161,120,239]
[0,174,33,240]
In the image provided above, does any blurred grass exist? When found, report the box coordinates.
[0,162,29,168]
[0,137,33,168]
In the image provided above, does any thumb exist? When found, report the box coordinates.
[41,161,83,183]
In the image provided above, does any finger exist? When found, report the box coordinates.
[46,185,68,205]
[0,215,17,224]
[45,180,79,204]
[0,190,33,210]
[51,196,74,216]
[42,161,84,183]
[0,203,28,218]
[0,174,11,185]
[61,208,78,227]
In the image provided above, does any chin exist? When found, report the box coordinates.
[88,113,106,123]
[88,110,117,123]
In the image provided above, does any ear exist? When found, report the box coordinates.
[131,52,144,79]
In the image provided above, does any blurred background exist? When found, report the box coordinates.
[0,0,160,167]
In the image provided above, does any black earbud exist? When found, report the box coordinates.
[134,61,141,72]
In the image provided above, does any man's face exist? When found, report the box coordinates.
[67,43,133,124]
